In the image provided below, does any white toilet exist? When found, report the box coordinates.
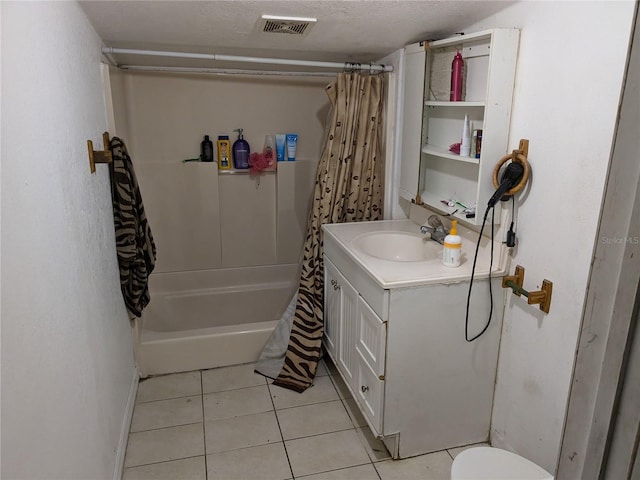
[451,447,554,480]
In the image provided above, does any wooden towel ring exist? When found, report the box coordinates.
[492,139,531,197]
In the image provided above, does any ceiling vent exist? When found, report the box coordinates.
[260,15,316,36]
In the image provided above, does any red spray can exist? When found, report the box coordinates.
[450,51,464,101]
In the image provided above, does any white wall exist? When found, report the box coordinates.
[454,1,636,473]
[1,2,136,479]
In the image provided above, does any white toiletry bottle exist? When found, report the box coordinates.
[443,220,462,267]
[460,115,471,157]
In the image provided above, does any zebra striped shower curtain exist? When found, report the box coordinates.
[264,72,386,392]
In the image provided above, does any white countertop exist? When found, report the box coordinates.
[322,219,508,289]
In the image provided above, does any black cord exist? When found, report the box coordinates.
[465,205,495,342]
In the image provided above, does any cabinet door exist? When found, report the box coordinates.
[337,276,359,390]
[398,42,426,202]
[356,296,387,377]
[356,360,385,435]
[323,259,341,361]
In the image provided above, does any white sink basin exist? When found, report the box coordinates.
[351,231,441,262]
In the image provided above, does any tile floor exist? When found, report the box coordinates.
[123,358,486,479]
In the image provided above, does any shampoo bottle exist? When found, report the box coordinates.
[232,128,250,169]
[217,135,231,170]
[443,220,462,268]
[201,135,214,162]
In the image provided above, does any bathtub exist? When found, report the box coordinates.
[134,264,299,376]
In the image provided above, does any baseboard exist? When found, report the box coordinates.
[113,366,139,480]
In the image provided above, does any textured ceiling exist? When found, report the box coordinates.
[81,0,515,69]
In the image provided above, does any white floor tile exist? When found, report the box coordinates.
[315,360,329,377]
[329,373,353,399]
[202,362,266,393]
[203,385,273,421]
[206,442,291,480]
[323,356,340,376]
[122,456,206,480]
[285,429,371,478]
[342,397,368,428]
[136,371,201,403]
[374,450,453,480]
[205,411,281,454]
[130,395,202,432]
[447,442,490,458]
[270,376,339,410]
[277,400,353,440]
[297,463,380,480]
[124,423,204,468]
[356,427,391,462]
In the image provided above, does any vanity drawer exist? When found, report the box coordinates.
[356,296,386,376]
[356,357,384,435]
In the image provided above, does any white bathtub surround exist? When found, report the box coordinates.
[136,264,299,376]
[107,69,324,273]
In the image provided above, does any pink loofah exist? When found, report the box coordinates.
[249,149,276,176]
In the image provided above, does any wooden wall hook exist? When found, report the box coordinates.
[502,264,553,314]
[88,131,112,173]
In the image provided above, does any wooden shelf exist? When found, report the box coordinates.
[422,144,480,164]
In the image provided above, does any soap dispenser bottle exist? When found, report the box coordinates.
[232,128,250,169]
[443,220,462,268]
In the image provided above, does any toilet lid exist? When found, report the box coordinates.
[451,447,554,480]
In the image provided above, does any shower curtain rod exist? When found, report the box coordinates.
[119,65,337,78]
[101,47,394,73]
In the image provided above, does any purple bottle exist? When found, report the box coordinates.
[450,51,464,101]
[232,128,250,169]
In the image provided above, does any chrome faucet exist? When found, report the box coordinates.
[420,215,449,245]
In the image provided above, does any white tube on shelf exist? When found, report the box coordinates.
[460,115,471,157]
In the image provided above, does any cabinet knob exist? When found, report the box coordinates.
[334,282,340,291]
[361,385,369,393]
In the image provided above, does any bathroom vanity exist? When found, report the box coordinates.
[322,218,507,459]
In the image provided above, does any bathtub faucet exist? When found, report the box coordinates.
[420,215,448,245]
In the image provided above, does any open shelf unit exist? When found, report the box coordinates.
[399,29,520,225]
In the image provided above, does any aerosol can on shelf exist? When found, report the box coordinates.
[232,128,250,169]
[450,50,464,101]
